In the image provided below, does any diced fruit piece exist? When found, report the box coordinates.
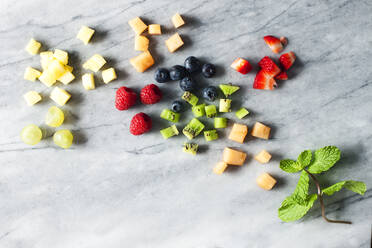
[192,104,206,117]
[205,105,217,118]
[253,70,276,90]
[258,56,281,77]
[171,100,184,113]
[135,35,149,51]
[219,99,231,112]
[48,60,66,79]
[148,24,161,35]
[223,147,247,166]
[160,125,179,139]
[228,123,248,143]
[213,161,228,175]
[263,35,283,54]
[204,130,218,141]
[219,84,240,97]
[25,38,41,55]
[183,118,205,140]
[155,68,170,83]
[214,117,227,128]
[130,112,152,135]
[275,71,288,80]
[254,150,272,164]
[21,124,42,145]
[58,71,75,85]
[170,65,188,80]
[279,51,296,70]
[53,49,68,65]
[280,36,288,46]
[24,67,41,82]
[40,51,54,70]
[83,54,106,72]
[165,33,184,53]
[128,17,147,35]
[140,84,162,104]
[115,87,137,110]
[179,76,196,91]
[50,87,71,106]
[39,70,57,87]
[184,56,201,73]
[256,173,277,190]
[182,91,198,106]
[183,143,198,155]
[23,91,42,106]
[53,129,73,149]
[65,65,73,72]
[231,58,252,74]
[251,122,271,139]
[82,73,95,90]
[102,67,117,84]
[172,13,185,28]
[202,86,218,101]
[130,51,154,72]
[235,108,249,119]
[160,109,180,123]
[202,63,216,78]
[77,25,95,45]
[45,106,64,127]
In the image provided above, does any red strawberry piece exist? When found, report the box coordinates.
[130,112,152,135]
[140,84,162,104]
[279,51,296,70]
[263,35,283,54]
[258,56,281,77]
[230,58,252,74]
[115,86,137,111]
[253,70,277,90]
[275,71,288,80]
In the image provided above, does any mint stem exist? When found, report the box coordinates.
[304,169,352,224]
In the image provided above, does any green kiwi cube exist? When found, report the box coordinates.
[219,84,240,97]
[214,117,227,128]
[183,118,205,140]
[183,143,198,155]
[205,105,217,118]
[160,109,180,123]
[219,99,232,112]
[160,125,179,139]
[192,104,206,117]
[235,107,249,119]
[182,91,199,106]
[204,130,219,141]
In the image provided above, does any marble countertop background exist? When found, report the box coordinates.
[0,0,371,247]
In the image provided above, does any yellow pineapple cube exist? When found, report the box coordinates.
[64,65,73,72]
[39,70,57,87]
[228,123,248,143]
[130,51,154,72]
[40,51,54,70]
[213,161,228,175]
[82,73,95,90]
[25,38,41,55]
[53,49,68,65]
[148,24,161,35]
[23,91,42,106]
[135,35,149,51]
[251,122,271,140]
[58,71,75,85]
[76,25,95,45]
[48,60,66,79]
[172,13,185,28]
[254,150,272,164]
[50,87,71,106]
[24,67,41,82]
[128,17,147,35]
[222,147,247,166]
[101,67,117,84]
[256,173,277,190]
[83,54,106,72]
[165,33,184,53]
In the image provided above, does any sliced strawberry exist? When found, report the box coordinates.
[253,70,277,90]
[279,51,296,70]
[275,71,288,80]
[231,58,252,74]
[258,56,281,77]
[263,35,283,54]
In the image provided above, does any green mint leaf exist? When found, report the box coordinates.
[292,171,310,203]
[322,181,367,196]
[278,194,318,222]
[297,150,312,167]
[280,159,302,173]
[307,146,341,173]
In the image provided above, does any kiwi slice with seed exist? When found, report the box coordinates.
[183,143,198,155]
[219,84,240,97]
[183,118,205,140]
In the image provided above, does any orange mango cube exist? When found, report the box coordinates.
[254,150,272,164]
[213,161,228,175]
[256,173,277,190]
[223,147,247,166]
[228,123,248,143]
[251,122,271,139]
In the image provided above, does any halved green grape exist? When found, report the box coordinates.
[214,117,227,128]
[219,99,232,112]
[236,107,249,119]
[45,106,64,127]
[192,104,205,117]
[205,105,217,118]
[204,129,219,141]
[21,124,42,145]
[53,129,73,149]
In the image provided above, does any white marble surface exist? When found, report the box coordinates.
[0,0,371,247]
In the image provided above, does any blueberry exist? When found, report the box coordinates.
[184,56,201,73]
[179,76,196,91]
[202,63,216,78]
[169,65,188,81]
[171,100,185,113]
[202,86,218,101]
[154,68,170,83]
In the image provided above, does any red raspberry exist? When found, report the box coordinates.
[115,86,137,110]
[140,84,162,104]
[130,112,152,135]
